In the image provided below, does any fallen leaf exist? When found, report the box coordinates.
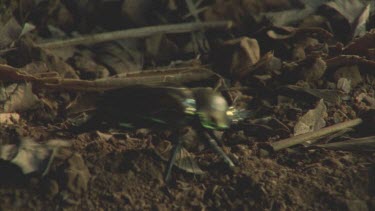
[246,51,282,79]
[121,0,156,25]
[266,26,333,41]
[356,93,375,109]
[337,78,351,93]
[174,147,205,175]
[212,37,260,78]
[0,83,39,112]
[0,138,71,174]
[265,8,314,26]
[145,34,179,63]
[94,40,143,75]
[322,0,370,39]
[266,26,296,40]
[264,0,328,26]
[154,140,205,175]
[282,85,341,104]
[203,0,263,32]
[298,56,327,81]
[0,113,20,125]
[0,17,22,49]
[71,50,110,79]
[325,54,375,69]
[343,29,375,57]
[294,99,327,135]
[19,22,36,37]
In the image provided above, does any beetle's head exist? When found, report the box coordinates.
[193,89,230,130]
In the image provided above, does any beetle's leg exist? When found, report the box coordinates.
[164,137,184,182]
[203,130,235,167]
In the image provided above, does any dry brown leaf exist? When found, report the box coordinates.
[325,55,375,69]
[282,85,341,105]
[0,138,71,174]
[154,140,204,175]
[294,99,327,135]
[249,51,282,76]
[203,0,262,31]
[323,0,370,38]
[1,83,39,112]
[337,78,351,93]
[298,56,327,81]
[333,65,362,87]
[121,0,156,26]
[145,34,179,63]
[71,50,110,79]
[0,113,20,125]
[343,29,375,57]
[265,26,333,44]
[264,0,328,26]
[19,22,36,37]
[265,8,314,26]
[213,37,260,78]
[266,26,296,40]
[356,93,375,109]
[94,40,143,75]
[0,17,22,49]
[44,53,79,79]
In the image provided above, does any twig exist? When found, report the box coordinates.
[43,67,216,91]
[0,64,218,91]
[36,21,233,49]
[271,118,363,151]
[185,0,210,52]
[317,136,375,152]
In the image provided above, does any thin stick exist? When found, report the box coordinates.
[271,118,363,151]
[37,21,233,49]
[41,67,216,91]
[0,64,217,91]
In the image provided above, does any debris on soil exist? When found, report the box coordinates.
[0,0,375,210]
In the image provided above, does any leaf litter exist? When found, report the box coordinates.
[0,0,374,210]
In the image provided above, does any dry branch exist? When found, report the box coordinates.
[0,64,217,91]
[271,118,363,151]
[36,21,233,49]
[317,136,375,151]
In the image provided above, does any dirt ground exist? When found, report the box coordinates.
[0,0,375,210]
[0,124,374,210]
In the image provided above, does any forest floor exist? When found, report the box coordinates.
[0,0,374,210]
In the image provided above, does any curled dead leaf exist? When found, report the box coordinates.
[94,40,143,75]
[298,56,327,81]
[0,17,22,49]
[0,113,20,125]
[281,85,341,105]
[333,65,362,87]
[343,29,375,57]
[0,83,39,112]
[325,55,375,70]
[337,78,351,93]
[212,37,260,79]
[266,26,333,41]
[321,0,370,41]
[0,138,71,174]
[294,99,327,136]
[154,140,205,175]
